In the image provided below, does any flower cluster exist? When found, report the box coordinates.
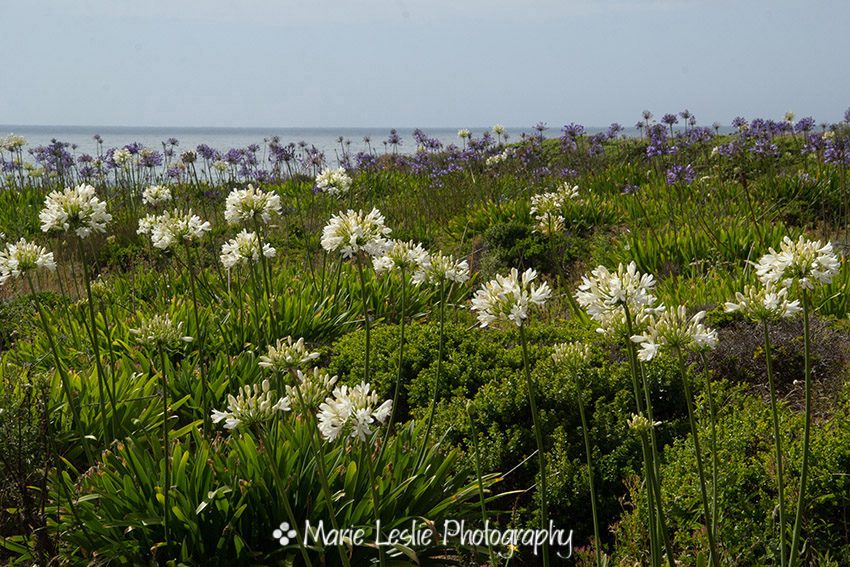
[471,268,552,327]
[551,342,592,374]
[529,183,580,235]
[211,380,290,430]
[317,382,392,442]
[220,229,276,270]
[130,314,193,350]
[725,283,801,321]
[628,413,660,434]
[372,239,430,276]
[259,336,321,374]
[320,208,391,259]
[286,367,339,412]
[142,184,172,207]
[39,183,112,238]
[575,262,663,335]
[0,238,56,285]
[315,167,352,196]
[139,209,211,250]
[631,305,718,362]
[411,251,469,285]
[755,235,839,290]
[224,184,282,225]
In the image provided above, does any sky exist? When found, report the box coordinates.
[1,0,849,129]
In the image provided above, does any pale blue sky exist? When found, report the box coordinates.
[1,0,848,128]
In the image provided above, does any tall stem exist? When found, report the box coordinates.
[356,257,371,382]
[699,351,720,550]
[676,350,719,567]
[519,323,550,567]
[363,444,386,567]
[184,241,209,433]
[159,347,171,549]
[467,403,498,567]
[789,291,812,567]
[79,239,115,440]
[381,268,406,454]
[578,391,602,567]
[420,278,446,462]
[761,321,787,566]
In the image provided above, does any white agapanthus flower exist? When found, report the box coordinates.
[372,239,430,277]
[137,213,159,236]
[457,129,471,140]
[552,342,592,371]
[130,314,193,350]
[755,235,839,290]
[211,380,290,430]
[411,251,469,285]
[147,209,211,250]
[259,336,321,373]
[725,283,801,321]
[485,148,514,167]
[1,134,26,151]
[631,305,718,362]
[0,238,57,285]
[315,167,353,196]
[212,159,228,172]
[219,229,276,270]
[39,183,112,239]
[112,148,131,166]
[530,184,580,235]
[286,367,339,412]
[575,262,664,335]
[320,208,391,259]
[492,124,506,136]
[317,382,392,442]
[628,413,660,434]
[224,184,282,225]
[142,184,172,206]
[471,267,552,327]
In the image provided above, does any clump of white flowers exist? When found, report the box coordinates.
[471,268,552,327]
[142,184,172,207]
[130,314,193,350]
[144,209,211,250]
[530,184,581,235]
[320,208,391,259]
[485,148,514,167]
[552,342,592,373]
[315,167,353,196]
[258,336,321,374]
[1,133,26,151]
[631,305,718,362]
[39,184,112,239]
[224,184,282,225]
[755,235,839,290]
[112,148,131,166]
[492,124,506,136]
[575,261,663,335]
[287,367,339,412]
[220,229,276,270]
[628,413,660,434]
[0,238,56,285]
[317,382,392,442]
[725,283,801,322]
[411,251,469,285]
[372,239,430,277]
[457,129,471,140]
[211,380,290,430]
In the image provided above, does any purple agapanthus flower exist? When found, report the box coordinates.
[662,113,679,126]
[666,163,695,185]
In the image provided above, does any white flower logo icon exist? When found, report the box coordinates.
[273,522,297,546]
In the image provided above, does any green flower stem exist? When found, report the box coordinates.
[247,263,265,339]
[760,321,787,567]
[26,275,93,463]
[420,278,446,465]
[789,290,812,567]
[363,444,387,567]
[252,218,277,336]
[699,352,720,549]
[183,241,209,433]
[467,403,498,567]
[290,377,352,567]
[356,257,372,385]
[158,346,171,549]
[381,267,406,456]
[676,350,720,567]
[78,239,116,441]
[578,390,602,567]
[519,323,550,567]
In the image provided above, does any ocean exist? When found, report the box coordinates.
[0,124,659,160]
